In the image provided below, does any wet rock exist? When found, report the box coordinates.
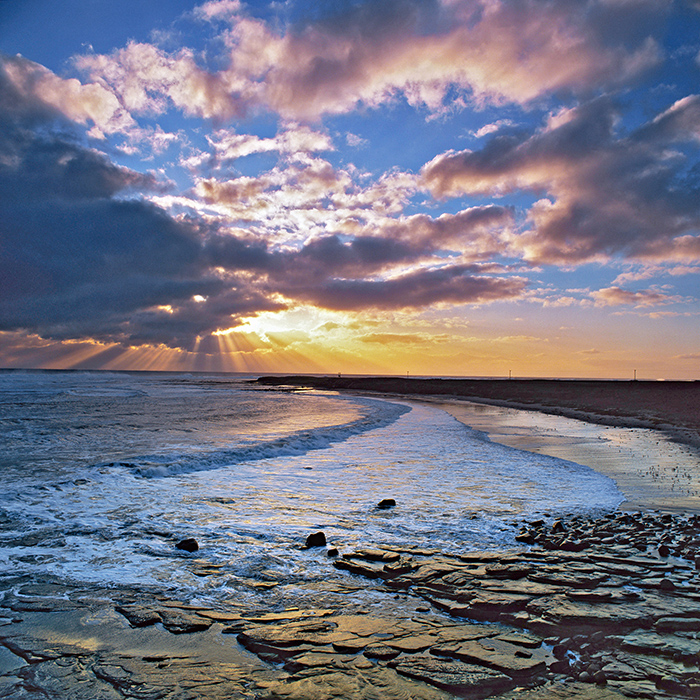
[389,654,514,695]
[175,538,199,552]
[431,637,550,677]
[327,547,339,557]
[157,609,212,634]
[348,548,401,562]
[618,630,700,661]
[304,531,326,548]
[386,634,437,653]
[115,604,161,628]
[377,499,396,509]
[484,563,532,580]
[363,643,400,660]
[655,616,700,632]
[333,558,386,578]
[515,530,536,545]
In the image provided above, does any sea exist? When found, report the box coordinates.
[0,369,690,615]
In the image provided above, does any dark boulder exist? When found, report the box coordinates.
[305,532,327,548]
[176,538,199,552]
[377,499,396,509]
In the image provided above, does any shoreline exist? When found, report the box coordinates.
[256,375,700,515]
[255,376,700,450]
[2,376,700,698]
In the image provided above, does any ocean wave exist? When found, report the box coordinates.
[98,397,411,478]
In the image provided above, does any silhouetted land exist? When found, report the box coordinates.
[256,376,700,447]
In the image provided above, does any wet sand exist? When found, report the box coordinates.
[256,377,700,448]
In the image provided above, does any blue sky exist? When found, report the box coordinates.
[1,0,699,378]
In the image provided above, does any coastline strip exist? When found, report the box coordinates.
[255,376,700,449]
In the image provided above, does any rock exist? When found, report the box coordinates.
[386,634,437,653]
[158,609,212,634]
[551,520,566,534]
[333,558,385,578]
[484,563,532,580]
[658,544,670,557]
[327,547,339,557]
[655,616,700,632]
[377,499,396,509]
[389,655,514,695]
[515,530,536,544]
[348,548,400,562]
[363,644,400,660]
[304,531,326,548]
[175,538,199,552]
[115,605,161,628]
[432,637,549,677]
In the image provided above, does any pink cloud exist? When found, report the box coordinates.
[591,286,679,307]
[75,0,665,123]
[2,54,134,136]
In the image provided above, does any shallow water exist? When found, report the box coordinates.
[437,399,700,513]
[0,370,629,610]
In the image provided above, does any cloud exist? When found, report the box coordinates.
[194,0,242,22]
[0,59,526,352]
[1,53,135,137]
[0,60,284,349]
[74,0,666,123]
[75,41,252,121]
[422,96,700,264]
[206,124,334,162]
[359,331,451,345]
[591,286,679,307]
[290,264,528,311]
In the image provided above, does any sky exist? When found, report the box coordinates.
[0,0,699,379]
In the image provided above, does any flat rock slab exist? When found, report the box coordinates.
[618,630,700,660]
[332,614,402,637]
[115,605,161,628]
[498,680,636,699]
[655,616,700,632]
[255,664,452,700]
[433,623,499,643]
[157,609,212,634]
[390,654,514,696]
[432,637,549,677]
[526,595,655,631]
[386,633,437,652]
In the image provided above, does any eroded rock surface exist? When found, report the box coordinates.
[2,511,700,699]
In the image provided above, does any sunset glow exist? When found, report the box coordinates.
[1,0,699,378]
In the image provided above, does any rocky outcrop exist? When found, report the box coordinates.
[3,511,700,699]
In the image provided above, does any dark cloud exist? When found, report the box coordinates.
[292,264,527,311]
[422,96,700,263]
[0,56,524,351]
[0,54,278,348]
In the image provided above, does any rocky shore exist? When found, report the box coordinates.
[254,376,700,448]
[2,511,700,699]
